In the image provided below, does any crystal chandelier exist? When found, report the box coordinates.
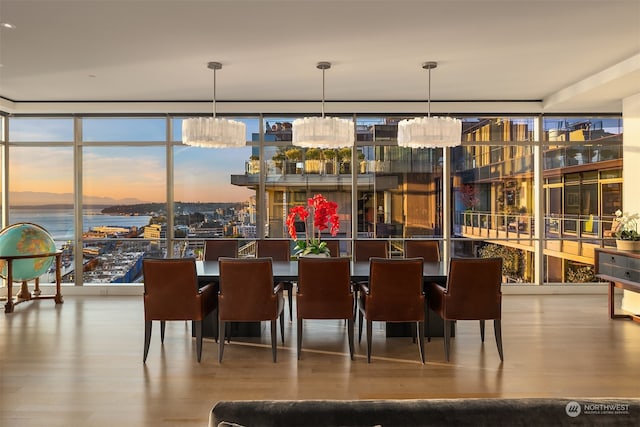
[292,62,354,149]
[182,62,246,148]
[397,62,462,148]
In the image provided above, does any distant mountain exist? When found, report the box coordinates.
[10,191,150,207]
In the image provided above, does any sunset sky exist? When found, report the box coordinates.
[8,117,258,204]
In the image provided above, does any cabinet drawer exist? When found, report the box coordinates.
[599,254,628,269]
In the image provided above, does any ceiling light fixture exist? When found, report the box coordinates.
[182,62,246,148]
[292,62,354,148]
[397,61,462,148]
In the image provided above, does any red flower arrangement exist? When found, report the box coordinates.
[286,194,339,256]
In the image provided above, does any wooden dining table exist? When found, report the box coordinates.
[196,259,452,338]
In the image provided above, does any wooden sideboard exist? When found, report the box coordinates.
[594,247,640,323]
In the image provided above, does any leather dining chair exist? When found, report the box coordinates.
[404,239,441,262]
[353,240,389,262]
[142,258,217,363]
[352,240,389,319]
[256,239,295,321]
[296,257,354,360]
[203,239,239,260]
[358,257,425,363]
[427,257,504,362]
[324,239,340,257]
[217,257,285,363]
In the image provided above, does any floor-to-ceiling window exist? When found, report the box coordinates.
[7,117,75,283]
[2,112,624,286]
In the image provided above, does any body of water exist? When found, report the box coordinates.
[9,208,152,243]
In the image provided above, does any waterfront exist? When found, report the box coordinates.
[8,207,152,244]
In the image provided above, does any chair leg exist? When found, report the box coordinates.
[347,317,355,361]
[284,282,293,322]
[212,307,219,343]
[366,319,373,363]
[358,311,364,343]
[479,319,486,342]
[218,320,226,363]
[417,321,425,364]
[143,320,152,363]
[280,310,285,344]
[494,319,504,362]
[444,320,452,362]
[426,306,431,343]
[297,318,303,360]
[270,319,278,363]
[195,320,203,363]
[160,320,166,343]
[411,322,417,344]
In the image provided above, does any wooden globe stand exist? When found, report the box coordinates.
[1,252,64,313]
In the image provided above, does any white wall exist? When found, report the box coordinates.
[621,92,640,312]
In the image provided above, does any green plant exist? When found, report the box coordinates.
[322,149,337,161]
[338,147,352,161]
[285,148,302,161]
[305,148,322,160]
[613,210,640,241]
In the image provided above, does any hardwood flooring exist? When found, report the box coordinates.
[1,294,640,426]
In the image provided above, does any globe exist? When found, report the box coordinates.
[0,223,56,282]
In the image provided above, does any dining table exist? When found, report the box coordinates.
[195,259,453,339]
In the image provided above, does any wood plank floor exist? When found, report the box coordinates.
[1,294,640,426]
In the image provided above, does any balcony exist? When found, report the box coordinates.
[458,211,616,265]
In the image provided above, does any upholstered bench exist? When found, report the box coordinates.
[210,398,640,427]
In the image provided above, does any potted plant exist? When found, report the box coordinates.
[613,210,640,251]
[285,148,302,174]
[322,149,337,174]
[338,147,352,174]
[286,194,339,257]
[304,148,322,174]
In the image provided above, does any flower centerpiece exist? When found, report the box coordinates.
[613,210,640,250]
[286,194,339,256]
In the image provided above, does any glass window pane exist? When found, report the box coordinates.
[9,117,74,142]
[174,145,256,258]
[8,146,75,283]
[82,117,166,142]
[83,146,166,283]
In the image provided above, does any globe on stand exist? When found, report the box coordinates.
[0,223,56,282]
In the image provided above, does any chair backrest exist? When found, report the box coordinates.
[354,240,388,262]
[366,257,424,322]
[142,258,201,320]
[444,257,503,320]
[297,257,353,319]
[324,240,340,257]
[203,239,238,260]
[256,239,291,261]
[218,257,279,321]
[404,240,440,262]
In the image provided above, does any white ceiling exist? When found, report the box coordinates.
[0,0,639,113]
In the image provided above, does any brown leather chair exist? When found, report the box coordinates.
[404,239,440,262]
[203,239,238,260]
[217,257,285,363]
[296,257,354,360]
[353,240,389,261]
[142,258,217,363]
[256,239,295,321]
[324,239,340,257]
[358,258,425,363]
[352,240,389,318]
[427,257,503,362]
